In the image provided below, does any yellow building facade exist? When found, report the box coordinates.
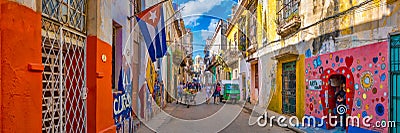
[256,0,399,132]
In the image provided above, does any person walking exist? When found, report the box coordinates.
[206,83,211,104]
[177,82,183,104]
[213,83,221,105]
[198,83,202,92]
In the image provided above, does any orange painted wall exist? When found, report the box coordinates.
[0,1,42,132]
[87,36,116,133]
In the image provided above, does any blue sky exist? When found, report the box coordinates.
[172,0,238,59]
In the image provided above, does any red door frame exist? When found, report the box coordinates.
[320,67,355,130]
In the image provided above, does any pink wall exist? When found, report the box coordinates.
[305,42,389,132]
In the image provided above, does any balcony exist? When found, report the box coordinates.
[276,0,301,37]
[247,43,257,54]
[223,49,240,65]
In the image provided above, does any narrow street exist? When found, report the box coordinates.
[137,90,294,133]
[2,0,400,132]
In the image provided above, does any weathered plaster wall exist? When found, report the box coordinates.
[262,0,279,44]
[258,52,277,108]
[8,0,39,11]
[86,36,115,133]
[257,2,263,48]
[1,1,42,132]
[87,0,112,44]
[239,59,250,101]
[110,0,138,131]
[86,0,115,132]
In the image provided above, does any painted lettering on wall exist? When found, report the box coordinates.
[113,67,133,131]
[308,79,322,90]
[114,92,132,116]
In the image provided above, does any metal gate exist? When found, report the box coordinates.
[282,61,296,115]
[41,0,87,132]
[390,33,400,133]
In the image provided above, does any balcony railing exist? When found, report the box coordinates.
[276,0,301,37]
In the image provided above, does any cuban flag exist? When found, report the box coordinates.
[136,3,167,62]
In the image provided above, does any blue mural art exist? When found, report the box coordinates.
[113,67,133,132]
[313,56,322,69]
[306,49,312,58]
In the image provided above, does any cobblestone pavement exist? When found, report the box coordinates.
[137,89,295,133]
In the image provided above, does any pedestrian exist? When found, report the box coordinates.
[199,83,202,92]
[213,83,221,105]
[336,83,346,131]
[196,83,200,92]
[206,83,211,104]
[188,82,191,90]
[177,82,183,104]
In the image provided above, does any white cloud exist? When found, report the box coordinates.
[207,19,219,31]
[180,0,224,25]
[200,30,214,41]
[199,19,219,41]
[183,16,200,27]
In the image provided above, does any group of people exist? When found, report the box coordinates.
[176,82,202,103]
[205,83,222,105]
[154,79,164,107]
[176,82,223,105]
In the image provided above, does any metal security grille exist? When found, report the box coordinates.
[282,61,296,115]
[390,34,400,133]
[41,0,87,132]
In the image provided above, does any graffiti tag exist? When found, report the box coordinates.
[308,79,322,90]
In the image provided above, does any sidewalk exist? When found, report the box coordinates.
[137,89,211,132]
[136,101,180,133]
[241,102,305,133]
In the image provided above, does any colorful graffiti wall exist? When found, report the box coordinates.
[305,42,389,132]
[113,67,134,132]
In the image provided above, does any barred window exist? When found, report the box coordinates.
[41,0,87,132]
[277,0,300,24]
[42,0,87,33]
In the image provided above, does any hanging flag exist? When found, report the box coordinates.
[136,2,167,62]
[146,58,157,94]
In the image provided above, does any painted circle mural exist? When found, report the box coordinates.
[360,71,374,91]
[363,93,367,99]
[362,111,368,118]
[372,87,377,94]
[376,103,385,116]
[355,83,359,90]
[381,63,386,70]
[381,73,386,81]
[356,98,362,109]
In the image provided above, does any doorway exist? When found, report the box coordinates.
[329,75,346,99]
[390,33,400,133]
[282,61,296,115]
[329,74,347,127]
[320,67,355,130]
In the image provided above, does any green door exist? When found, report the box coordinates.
[282,61,296,115]
[390,34,400,133]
